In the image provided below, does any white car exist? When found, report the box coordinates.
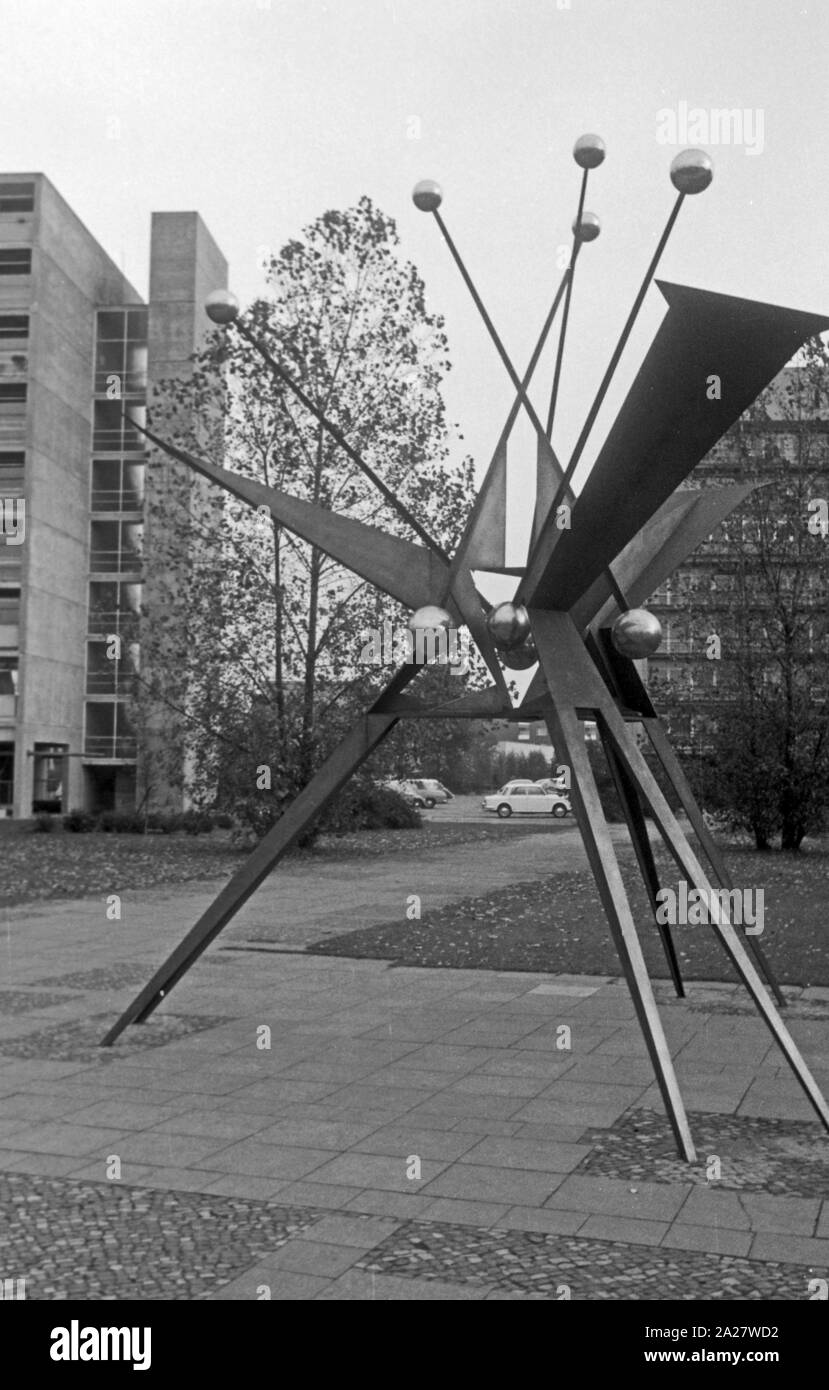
[482,785,571,819]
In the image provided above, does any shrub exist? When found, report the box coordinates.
[319,780,421,834]
[98,811,145,834]
[63,807,96,833]
[176,810,214,836]
[33,813,56,833]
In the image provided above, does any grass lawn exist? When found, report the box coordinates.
[0,820,553,909]
[310,841,829,988]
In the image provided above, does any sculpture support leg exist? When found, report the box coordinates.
[599,705,829,1132]
[542,696,697,1162]
[599,726,685,999]
[100,668,416,1046]
[643,717,786,1008]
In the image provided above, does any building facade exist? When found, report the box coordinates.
[0,174,226,818]
[645,365,829,754]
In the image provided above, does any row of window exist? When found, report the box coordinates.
[0,183,34,215]
[0,249,31,276]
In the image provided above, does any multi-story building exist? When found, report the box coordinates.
[646,365,829,753]
[0,173,227,818]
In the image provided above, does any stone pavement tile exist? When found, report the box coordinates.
[208,1269,330,1301]
[304,1152,447,1191]
[422,1163,563,1208]
[190,1174,291,1201]
[338,1067,454,1093]
[406,1091,527,1122]
[520,1030,613,1055]
[344,1190,438,1220]
[0,1151,85,1176]
[257,1239,365,1278]
[316,1083,440,1112]
[445,1073,550,1098]
[0,1091,98,1121]
[539,1078,648,1107]
[545,1175,691,1223]
[662,1223,753,1258]
[302,1214,401,1248]
[316,1270,491,1300]
[69,1099,182,1131]
[511,1099,629,1128]
[456,1136,590,1174]
[419,1197,510,1228]
[450,1118,521,1137]
[577,1215,669,1246]
[512,1122,588,1143]
[194,1140,332,1180]
[150,1110,275,1142]
[441,1021,544,1047]
[2,1122,128,1157]
[750,1233,829,1266]
[495,1206,585,1236]
[740,1194,822,1236]
[0,1118,33,1141]
[350,1125,480,1162]
[675,1187,751,1229]
[254,1118,383,1150]
[479,1055,575,1081]
[219,1079,340,1106]
[818,1203,829,1240]
[108,1132,232,1167]
[637,1086,743,1115]
[393,1045,499,1075]
[738,1084,817,1121]
[68,1160,159,1184]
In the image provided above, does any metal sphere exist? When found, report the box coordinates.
[572,211,601,243]
[670,148,713,195]
[408,604,453,632]
[486,602,531,651]
[412,179,443,212]
[205,289,239,325]
[500,638,537,671]
[573,134,606,170]
[611,608,663,659]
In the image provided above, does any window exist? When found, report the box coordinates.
[0,384,26,403]
[91,458,145,512]
[0,656,18,716]
[32,744,66,814]
[88,580,142,635]
[85,701,136,759]
[0,588,19,628]
[0,249,31,276]
[92,400,146,452]
[517,722,531,742]
[0,743,12,807]
[0,315,28,341]
[89,519,143,573]
[0,452,24,490]
[94,308,148,394]
[0,183,34,214]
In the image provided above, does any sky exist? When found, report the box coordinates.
[1,0,827,565]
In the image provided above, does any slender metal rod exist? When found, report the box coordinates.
[233,320,450,563]
[432,208,551,448]
[563,191,685,489]
[538,192,686,613]
[546,166,588,440]
[499,266,570,447]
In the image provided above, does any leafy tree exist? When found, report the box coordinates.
[135,197,481,827]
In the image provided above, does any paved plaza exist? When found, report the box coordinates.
[1,831,827,1301]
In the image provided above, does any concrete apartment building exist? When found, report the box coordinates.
[0,173,227,818]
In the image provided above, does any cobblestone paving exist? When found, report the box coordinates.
[680,996,829,1020]
[0,1174,318,1300]
[31,964,163,992]
[0,1012,233,1063]
[0,990,77,1015]
[356,1220,814,1299]
[576,1109,829,1197]
[2,1174,817,1301]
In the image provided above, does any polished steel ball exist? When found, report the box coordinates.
[412,179,443,212]
[205,289,240,324]
[500,638,537,671]
[486,602,531,651]
[573,134,606,169]
[572,211,601,243]
[670,148,713,195]
[611,608,663,659]
[408,604,453,632]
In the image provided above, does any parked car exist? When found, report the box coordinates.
[382,778,453,808]
[482,784,571,819]
[496,779,539,795]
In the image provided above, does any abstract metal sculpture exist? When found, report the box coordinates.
[103,139,829,1162]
